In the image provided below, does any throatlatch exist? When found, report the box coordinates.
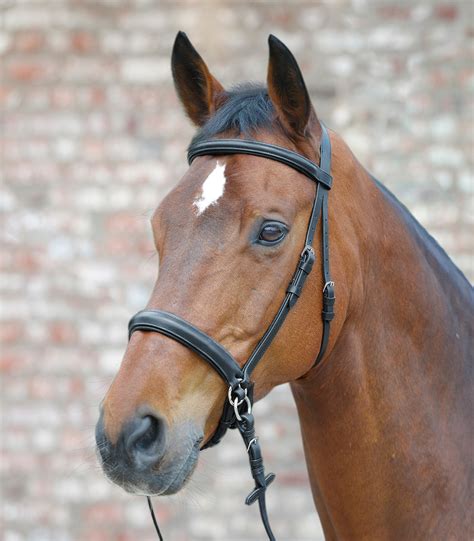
[128,124,335,540]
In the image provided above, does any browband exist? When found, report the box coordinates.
[188,138,332,190]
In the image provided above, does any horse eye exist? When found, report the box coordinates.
[258,222,288,245]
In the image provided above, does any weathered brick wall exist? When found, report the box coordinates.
[1,1,472,540]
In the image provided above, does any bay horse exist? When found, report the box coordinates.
[96,32,473,540]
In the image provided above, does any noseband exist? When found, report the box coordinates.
[128,125,335,540]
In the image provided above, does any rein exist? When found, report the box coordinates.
[128,124,335,540]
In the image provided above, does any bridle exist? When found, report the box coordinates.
[128,124,335,540]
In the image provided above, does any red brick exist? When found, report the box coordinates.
[29,377,55,399]
[0,353,25,374]
[435,5,458,20]
[49,321,77,344]
[51,87,75,108]
[13,251,42,273]
[378,5,412,19]
[0,321,23,343]
[85,503,124,523]
[71,31,97,53]
[14,31,45,52]
[7,61,47,82]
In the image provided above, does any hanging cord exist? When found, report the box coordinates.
[258,493,276,541]
[147,496,164,541]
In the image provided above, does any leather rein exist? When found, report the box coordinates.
[128,124,335,540]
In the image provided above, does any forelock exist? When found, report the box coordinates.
[190,84,281,145]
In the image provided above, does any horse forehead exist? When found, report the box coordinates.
[162,156,264,211]
[156,153,307,230]
[193,160,228,216]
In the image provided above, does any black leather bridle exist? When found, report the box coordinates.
[128,124,335,540]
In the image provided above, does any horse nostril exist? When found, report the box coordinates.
[124,414,166,467]
[134,416,157,451]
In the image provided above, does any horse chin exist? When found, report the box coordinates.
[158,451,199,495]
[147,441,201,496]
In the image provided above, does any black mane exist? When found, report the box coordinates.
[191,84,276,145]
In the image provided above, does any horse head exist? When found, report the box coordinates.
[95,32,342,499]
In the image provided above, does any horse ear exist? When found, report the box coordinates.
[171,31,225,126]
[267,35,318,138]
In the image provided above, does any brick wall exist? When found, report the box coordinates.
[1,1,472,540]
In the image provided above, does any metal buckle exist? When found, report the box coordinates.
[298,245,316,275]
[323,280,335,293]
[301,245,315,259]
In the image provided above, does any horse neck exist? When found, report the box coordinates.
[290,134,472,538]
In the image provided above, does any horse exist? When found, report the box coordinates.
[96,32,473,540]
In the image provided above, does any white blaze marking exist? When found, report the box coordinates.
[193,161,227,215]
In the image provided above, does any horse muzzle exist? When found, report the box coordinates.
[95,408,202,496]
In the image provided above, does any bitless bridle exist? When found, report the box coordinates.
[128,124,335,540]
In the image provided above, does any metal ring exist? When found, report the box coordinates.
[233,395,252,422]
[227,382,247,406]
